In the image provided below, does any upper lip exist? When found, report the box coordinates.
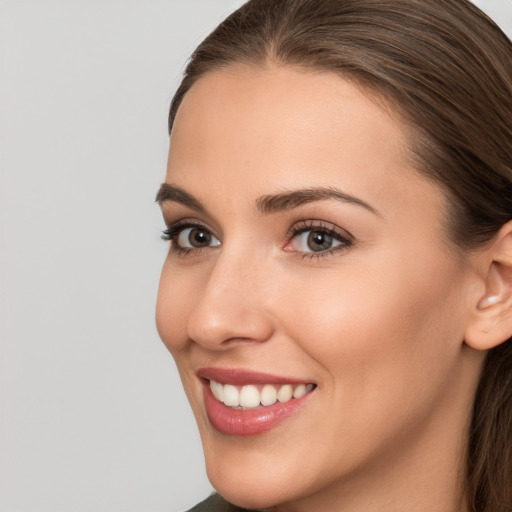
[197,367,314,386]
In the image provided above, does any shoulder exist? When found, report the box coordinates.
[186,493,254,512]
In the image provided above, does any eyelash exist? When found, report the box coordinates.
[161,219,354,260]
[285,220,354,260]
[161,220,213,256]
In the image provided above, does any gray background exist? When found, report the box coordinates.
[0,1,510,511]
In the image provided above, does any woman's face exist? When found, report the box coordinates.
[157,66,483,510]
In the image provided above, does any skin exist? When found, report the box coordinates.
[156,65,488,512]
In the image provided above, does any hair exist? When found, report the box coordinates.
[168,1,512,510]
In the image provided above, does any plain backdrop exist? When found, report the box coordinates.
[0,1,510,511]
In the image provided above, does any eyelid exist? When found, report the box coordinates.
[161,218,221,256]
[285,219,354,242]
[162,218,215,238]
[160,203,221,235]
[284,219,355,259]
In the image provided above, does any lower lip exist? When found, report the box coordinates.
[203,382,313,436]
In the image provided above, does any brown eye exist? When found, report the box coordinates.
[176,227,220,249]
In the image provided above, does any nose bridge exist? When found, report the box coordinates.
[186,240,273,347]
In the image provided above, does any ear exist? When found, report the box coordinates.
[464,220,512,351]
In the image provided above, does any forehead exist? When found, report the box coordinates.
[166,64,445,228]
[169,64,409,177]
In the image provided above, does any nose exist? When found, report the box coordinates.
[186,249,274,350]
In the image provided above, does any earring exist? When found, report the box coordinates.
[477,294,500,310]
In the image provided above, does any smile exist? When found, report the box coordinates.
[209,380,315,409]
[198,368,316,436]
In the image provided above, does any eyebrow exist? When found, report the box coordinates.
[156,183,379,216]
[156,183,206,213]
[256,187,379,215]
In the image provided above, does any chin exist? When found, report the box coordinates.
[209,475,289,511]
[203,446,303,510]
[202,442,335,512]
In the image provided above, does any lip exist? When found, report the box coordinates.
[198,367,312,386]
[198,367,315,436]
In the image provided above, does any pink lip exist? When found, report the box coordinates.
[198,367,311,386]
[198,367,315,436]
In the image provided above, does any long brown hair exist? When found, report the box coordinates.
[168,1,512,510]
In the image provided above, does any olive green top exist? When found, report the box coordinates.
[187,493,256,512]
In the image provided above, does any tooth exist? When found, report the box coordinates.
[239,385,260,408]
[277,384,293,403]
[210,380,224,402]
[306,384,314,393]
[223,384,240,407]
[260,384,277,406]
[293,384,306,398]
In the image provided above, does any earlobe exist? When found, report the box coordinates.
[465,221,512,351]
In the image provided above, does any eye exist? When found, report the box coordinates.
[284,221,353,258]
[162,222,221,253]
[293,230,341,252]
[177,227,220,249]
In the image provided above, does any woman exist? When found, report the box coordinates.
[156,1,512,511]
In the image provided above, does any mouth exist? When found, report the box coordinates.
[209,380,315,409]
[198,368,316,436]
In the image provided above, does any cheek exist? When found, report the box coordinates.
[273,253,468,417]
[156,263,204,412]
[155,262,194,354]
